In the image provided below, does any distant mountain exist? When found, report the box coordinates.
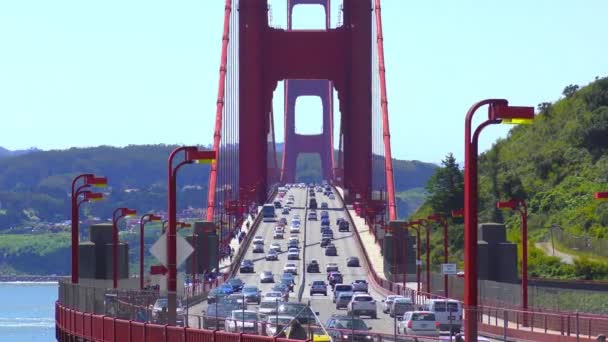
[0,147,41,159]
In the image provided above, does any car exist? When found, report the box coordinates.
[310,280,328,296]
[270,284,290,301]
[328,272,343,287]
[226,293,247,307]
[280,274,296,291]
[286,199,294,205]
[266,251,278,261]
[316,187,323,193]
[278,302,318,325]
[224,310,259,334]
[382,295,404,313]
[278,217,288,226]
[289,225,301,234]
[320,210,329,218]
[325,244,337,256]
[260,271,275,283]
[203,299,240,329]
[325,315,372,341]
[338,221,349,232]
[218,283,235,295]
[227,278,245,292]
[207,287,230,303]
[335,292,354,309]
[308,212,317,220]
[287,248,299,260]
[390,297,415,318]
[273,231,284,239]
[288,240,299,249]
[309,198,317,209]
[346,256,360,267]
[151,298,185,325]
[336,217,345,225]
[332,284,354,303]
[323,263,337,274]
[320,237,332,247]
[351,279,369,293]
[283,263,298,275]
[290,218,301,226]
[252,243,264,253]
[258,298,281,319]
[253,236,265,244]
[307,259,320,273]
[274,201,282,209]
[270,243,281,252]
[320,202,328,209]
[265,315,294,336]
[328,194,335,200]
[397,311,439,337]
[424,299,463,333]
[347,294,377,318]
[321,233,334,241]
[281,208,290,215]
[320,217,330,226]
[240,259,254,273]
[242,286,262,304]
[263,291,283,301]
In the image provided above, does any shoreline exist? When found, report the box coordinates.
[0,275,64,282]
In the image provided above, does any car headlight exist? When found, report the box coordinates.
[365,336,372,339]
[342,335,349,339]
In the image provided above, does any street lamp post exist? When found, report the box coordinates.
[428,213,450,298]
[139,213,162,289]
[70,174,107,284]
[463,99,534,341]
[406,224,421,292]
[496,199,529,321]
[402,223,409,290]
[112,207,137,288]
[167,146,216,325]
[412,219,431,297]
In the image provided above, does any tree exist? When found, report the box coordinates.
[424,153,464,216]
[562,84,579,98]
[537,102,552,116]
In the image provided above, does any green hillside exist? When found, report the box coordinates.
[410,76,608,280]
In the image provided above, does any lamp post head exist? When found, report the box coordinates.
[496,199,518,210]
[149,214,162,221]
[186,148,216,164]
[177,222,192,229]
[451,209,464,218]
[409,219,422,226]
[427,214,442,222]
[86,175,108,187]
[489,103,535,125]
[84,192,104,201]
[595,192,608,201]
[121,208,137,217]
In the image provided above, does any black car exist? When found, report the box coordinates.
[207,288,229,304]
[321,218,330,226]
[280,276,295,292]
[307,260,320,273]
[338,221,349,232]
[203,299,242,329]
[325,244,338,256]
[328,272,344,287]
[320,237,332,248]
[240,259,254,273]
[346,257,360,267]
[321,202,328,209]
[309,198,317,209]
[336,217,345,225]
[325,315,372,342]
[227,278,245,292]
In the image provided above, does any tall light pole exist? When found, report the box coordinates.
[406,223,421,292]
[167,146,216,325]
[428,213,450,298]
[112,207,137,288]
[70,174,107,284]
[412,219,431,297]
[463,99,534,341]
[139,213,162,289]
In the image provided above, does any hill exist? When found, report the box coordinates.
[0,144,435,274]
[410,76,608,280]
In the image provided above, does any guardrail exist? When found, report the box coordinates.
[333,186,608,341]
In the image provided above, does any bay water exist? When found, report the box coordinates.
[0,282,57,341]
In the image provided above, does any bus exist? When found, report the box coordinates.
[262,204,276,222]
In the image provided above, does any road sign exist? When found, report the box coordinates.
[442,263,457,275]
[416,260,422,266]
[150,273,185,294]
[150,232,194,268]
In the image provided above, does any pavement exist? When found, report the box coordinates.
[535,242,575,265]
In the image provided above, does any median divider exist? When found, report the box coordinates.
[297,190,309,302]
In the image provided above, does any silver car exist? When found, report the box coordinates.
[382,295,404,313]
[260,271,274,283]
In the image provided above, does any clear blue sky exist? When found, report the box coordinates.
[1,0,606,164]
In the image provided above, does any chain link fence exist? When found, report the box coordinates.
[549,225,608,258]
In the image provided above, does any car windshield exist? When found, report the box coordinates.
[280,304,315,318]
[232,311,258,321]
[243,286,258,293]
[354,296,373,302]
[412,313,436,321]
[260,301,279,308]
[433,302,460,312]
[268,317,293,324]
[229,279,243,285]
[312,281,325,285]
[334,318,368,330]
[338,294,353,301]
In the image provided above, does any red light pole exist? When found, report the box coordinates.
[139,213,162,289]
[596,192,608,200]
[112,207,137,288]
[402,222,410,289]
[497,198,529,323]
[428,213,450,298]
[412,219,431,297]
[167,146,215,325]
[70,174,107,284]
[463,99,534,341]
[406,223,421,292]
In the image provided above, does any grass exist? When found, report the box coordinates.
[552,240,608,263]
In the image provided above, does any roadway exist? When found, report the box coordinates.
[188,186,402,336]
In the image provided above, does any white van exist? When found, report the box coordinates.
[424,299,462,333]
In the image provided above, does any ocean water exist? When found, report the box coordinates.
[0,282,57,341]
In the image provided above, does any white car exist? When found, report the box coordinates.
[283,263,298,275]
[287,248,299,260]
[382,295,404,313]
[265,315,294,336]
[273,230,284,239]
[260,271,274,283]
[253,236,265,244]
[289,225,301,234]
[348,294,377,318]
[270,243,281,252]
[252,242,264,253]
[258,298,281,318]
[325,263,339,273]
[224,310,259,334]
[286,199,294,205]
[397,311,439,338]
[328,194,335,200]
